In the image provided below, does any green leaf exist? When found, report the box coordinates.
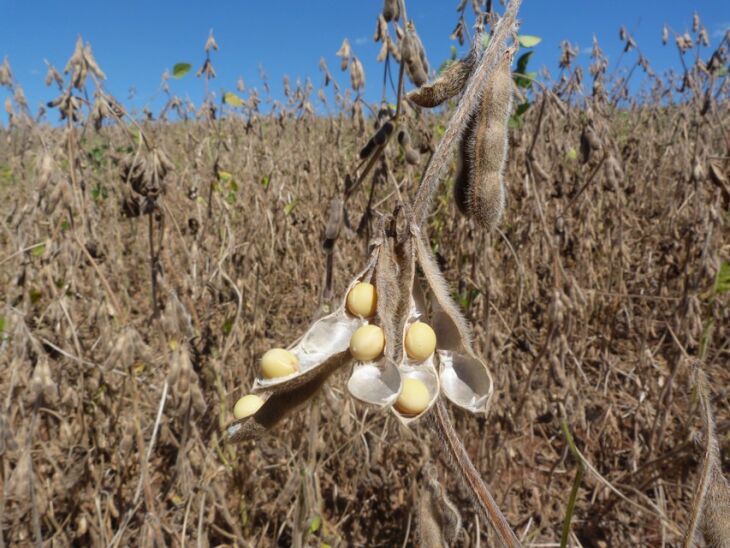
[308,515,321,534]
[92,183,108,201]
[284,198,299,216]
[508,115,523,129]
[516,51,533,75]
[260,175,270,188]
[132,128,141,145]
[0,316,6,334]
[223,91,245,107]
[514,71,537,89]
[518,35,542,48]
[222,318,234,335]
[31,244,45,257]
[60,220,70,232]
[515,101,531,116]
[218,170,232,182]
[450,45,457,60]
[0,164,12,181]
[566,148,578,161]
[172,63,191,79]
[714,261,730,294]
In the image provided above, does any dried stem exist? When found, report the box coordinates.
[432,400,521,547]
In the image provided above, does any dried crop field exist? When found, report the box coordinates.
[1,2,729,546]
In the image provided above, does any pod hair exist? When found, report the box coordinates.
[454,51,513,230]
[407,48,476,108]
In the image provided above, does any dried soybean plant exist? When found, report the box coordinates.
[226,0,524,545]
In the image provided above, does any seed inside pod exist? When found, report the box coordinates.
[349,324,385,361]
[233,394,264,419]
[404,321,437,361]
[346,282,378,318]
[261,348,300,379]
[394,377,430,416]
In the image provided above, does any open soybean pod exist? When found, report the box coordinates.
[252,247,382,395]
[227,245,382,442]
[347,235,402,407]
[414,232,493,414]
[227,353,348,443]
[391,256,440,425]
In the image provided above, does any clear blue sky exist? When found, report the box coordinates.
[1,0,728,123]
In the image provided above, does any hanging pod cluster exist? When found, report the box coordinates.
[227,214,494,442]
[408,44,514,230]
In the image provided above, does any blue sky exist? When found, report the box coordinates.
[1,0,728,123]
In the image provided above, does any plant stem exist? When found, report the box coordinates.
[432,400,521,547]
[560,421,585,548]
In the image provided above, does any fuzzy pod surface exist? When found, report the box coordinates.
[454,52,513,230]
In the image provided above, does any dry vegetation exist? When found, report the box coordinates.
[1,1,729,546]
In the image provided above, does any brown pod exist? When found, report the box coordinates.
[398,129,420,165]
[580,124,601,163]
[402,29,429,87]
[408,49,475,108]
[454,52,513,229]
[350,57,365,91]
[382,0,399,22]
[359,138,377,160]
[453,141,470,215]
[404,147,420,165]
[323,197,344,253]
[373,121,394,145]
[336,39,351,71]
